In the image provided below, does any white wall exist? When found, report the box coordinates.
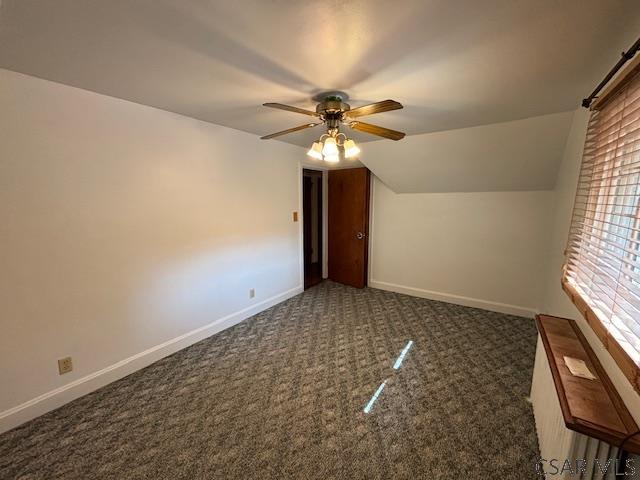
[363,111,577,317]
[0,69,303,432]
[541,108,640,422]
[369,177,553,317]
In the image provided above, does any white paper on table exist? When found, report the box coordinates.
[563,356,597,380]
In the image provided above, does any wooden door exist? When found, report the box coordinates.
[328,168,370,288]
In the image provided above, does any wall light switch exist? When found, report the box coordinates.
[249,288,255,299]
[293,211,298,222]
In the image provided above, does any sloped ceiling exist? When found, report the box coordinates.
[362,111,575,192]
[0,0,638,149]
[0,1,637,191]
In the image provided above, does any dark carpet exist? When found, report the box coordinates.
[0,281,540,479]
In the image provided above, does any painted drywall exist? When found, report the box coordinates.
[0,69,303,432]
[361,112,574,193]
[369,177,553,316]
[540,108,640,422]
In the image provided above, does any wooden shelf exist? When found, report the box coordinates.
[536,314,640,454]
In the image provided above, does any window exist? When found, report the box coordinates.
[563,65,640,389]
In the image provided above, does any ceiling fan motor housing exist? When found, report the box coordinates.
[317,96,350,134]
[316,97,350,116]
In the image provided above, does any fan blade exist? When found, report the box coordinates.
[260,123,320,140]
[349,121,405,140]
[263,103,320,117]
[346,99,403,118]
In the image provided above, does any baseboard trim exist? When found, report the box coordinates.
[0,285,303,434]
[369,279,537,318]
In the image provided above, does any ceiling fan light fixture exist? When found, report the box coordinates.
[307,141,323,160]
[343,139,360,158]
[324,153,340,164]
[322,137,339,156]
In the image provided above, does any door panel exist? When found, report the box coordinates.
[328,168,370,288]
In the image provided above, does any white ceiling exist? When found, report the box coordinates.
[0,0,638,148]
[364,111,575,192]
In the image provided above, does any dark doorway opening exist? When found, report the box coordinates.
[303,169,323,289]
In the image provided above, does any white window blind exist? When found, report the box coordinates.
[564,67,640,369]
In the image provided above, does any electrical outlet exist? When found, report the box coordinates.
[58,357,73,375]
[249,288,255,299]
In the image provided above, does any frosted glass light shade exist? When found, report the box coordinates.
[344,139,360,158]
[322,137,339,156]
[307,142,323,160]
[324,154,339,163]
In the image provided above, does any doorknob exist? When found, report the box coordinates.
[356,232,365,240]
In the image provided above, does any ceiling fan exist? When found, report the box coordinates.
[260,93,405,163]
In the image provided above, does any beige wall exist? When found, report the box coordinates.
[0,69,303,431]
[369,177,554,316]
[541,108,640,422]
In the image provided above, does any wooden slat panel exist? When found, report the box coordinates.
[563,67,640,390]
[536,314,640,453]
